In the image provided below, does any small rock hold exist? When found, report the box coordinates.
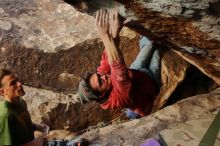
[0,8,4,14]
[0,20,12,31]
[183,9,195,18]
[1,47,6,53]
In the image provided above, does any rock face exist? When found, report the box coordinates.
[22,85,128,131]
[0,0,220,139]
[64,0,220,110]
[0,0,98,53]
[0,0,139,130]
[113,0,220,110]
[81,87,220,146]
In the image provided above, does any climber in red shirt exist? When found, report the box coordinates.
[78,9,161,119]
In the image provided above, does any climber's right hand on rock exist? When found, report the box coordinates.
[109,9,131,39]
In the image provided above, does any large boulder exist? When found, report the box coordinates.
[0,0,139,130]
[0,0,219,135]
[81,87,220,145]
[22,86,127,131]
[114,0,220,109]
[63,0,220,110]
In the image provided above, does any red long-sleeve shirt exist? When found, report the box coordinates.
[97,50,157,116]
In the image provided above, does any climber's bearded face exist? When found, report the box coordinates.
[89,72,112,97]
